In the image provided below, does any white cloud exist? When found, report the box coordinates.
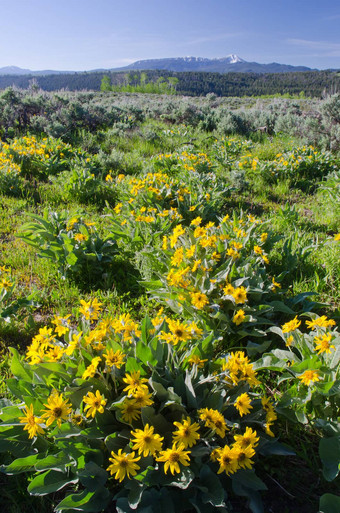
[185,32,245,46]
[324,14,340,21]
[287,38,340,57]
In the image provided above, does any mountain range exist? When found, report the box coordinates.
[0,55,317,76]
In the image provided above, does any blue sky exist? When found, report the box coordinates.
[1,0,339,70]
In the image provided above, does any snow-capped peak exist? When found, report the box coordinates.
[225,54,245,64]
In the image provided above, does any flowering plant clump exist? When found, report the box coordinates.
[0,303,291,513]
[0,264,35,324]
[211,137,254,169]
[0,147,24,195]
[112,167,230,228]
[55,163,115,205]
[19,211,118,283]
[248,146,338,186]
[0,135,90,180]
[108,169,230,278]
[254,313,340,485]
[153,150,213,175]
[142,212,287,345]
[3,135,94,173]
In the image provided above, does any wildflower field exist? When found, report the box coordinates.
[0,88,339,513]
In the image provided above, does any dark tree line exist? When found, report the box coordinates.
[0,70,338,98]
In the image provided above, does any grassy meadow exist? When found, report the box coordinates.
[0,88,339,513]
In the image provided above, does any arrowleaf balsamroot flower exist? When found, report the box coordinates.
[223,283,235,296]
[19,404,45,439]
[190,291,209,309]
[188,354,208,368]
[131,424,164,456]
[166,318,192,344]
[83,390,107,418]
[306,316,336,329]
[233,444,256,470]
[82,356,101,379]
[198,408,227,438]
[298,370,321,386]
[107,449,141,482]
[234,427,259,449]
[119,399,141,423]
[281,316,301,333]
[216,445,239,475]
[314,333,335,355]
[234,393,252,417]
[232,309,245,326]
[103,348,126,369]
[51,315,70,337]
[123,370,149,396]
[79,298,102,321]
[157,443,191,475]
[232,286,247,304]
[42,391,72,428]
[131,389,154,408]
[172,417,200,448]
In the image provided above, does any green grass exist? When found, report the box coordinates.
[0,111,339,513]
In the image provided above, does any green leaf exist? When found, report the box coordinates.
[141,407,170,433]
[56,487,110,512]
[125,357,143,374]
[0,438,34,457]
[9,348,32,382]
[0,404,24,422]
[28,469,77,495]
[6,378,34,400]
[105,432,128,453]
[158,467,194,489]
[319,493,340,513]
[140,315,153,344]
[319,436,340,481]
[34,452,72,472]
[136,340,154,366]
[128,480,145,509]
[78,461,108,491]
[37,362,74,383]
[184,371,197,408]
[200,464,225,507]
[267,301,294,314]
[4,453,43,475]
[49,422,82,439]
[246,340,272,356]
[315,380,336,394]
[232,471,265,513]
[232,469,267,491]
[329,346,340,370]
[66,252,78,266]
[259,440,295,456]
[150,380,169,402]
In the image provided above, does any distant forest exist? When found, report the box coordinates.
[0,69,339,97]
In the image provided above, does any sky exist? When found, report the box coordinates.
[0,0,339,71]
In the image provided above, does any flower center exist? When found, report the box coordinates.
[169,452,180,462]
[238,452,246,462]
[222,455,231,465]
[53,407,63,417]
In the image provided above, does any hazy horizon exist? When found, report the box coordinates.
[1,0,339,71]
